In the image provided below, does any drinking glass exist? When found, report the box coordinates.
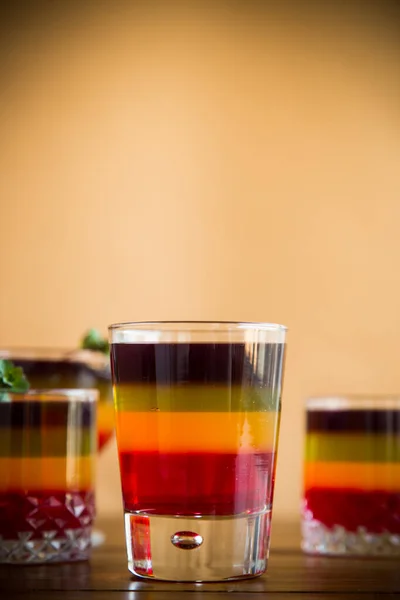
[109,321,286,581]
[0,348,114,547]
[0,389,98,564]
[302,396,400,556]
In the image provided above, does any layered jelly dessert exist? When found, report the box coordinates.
[302,398,400,556]
[111,342,284,519]
[0,349,114,451]
[0,391,97,563]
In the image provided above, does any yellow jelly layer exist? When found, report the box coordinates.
[0,427,94,457]
[115,411,280,453]
[0,455,96,492]
[304,461,400,492]
[113,384,280,413]
[305,433,400,462]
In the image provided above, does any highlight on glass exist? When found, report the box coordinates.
[302,396,400,556]
[0,389,98,564]
[109,321,287,581]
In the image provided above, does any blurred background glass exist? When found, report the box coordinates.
[302,396,400,555]
[0,389,98,563]
[1,0,399,521]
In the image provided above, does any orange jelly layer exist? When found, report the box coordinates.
[115,411,279,453]
[304,461,400,492]
[97,402,115,450]
[0,456,96,492]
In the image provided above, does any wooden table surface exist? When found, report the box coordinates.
[1,518,399,599]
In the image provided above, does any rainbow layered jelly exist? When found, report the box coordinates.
[111,342,284,518]
[0,392,97,563]
[302,400,400,556]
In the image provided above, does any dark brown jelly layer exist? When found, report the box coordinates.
[307,410,400,434]
[0,400,95,429]
[111,342,285,387]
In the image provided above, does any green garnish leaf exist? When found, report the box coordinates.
[81,328,109,354]
[0,359,30,393]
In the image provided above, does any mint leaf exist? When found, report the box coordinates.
[81,328,109,354]
[0,359,29,393]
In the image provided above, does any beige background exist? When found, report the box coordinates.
[1,1,400,520]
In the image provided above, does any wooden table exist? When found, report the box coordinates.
[1,519,399,599]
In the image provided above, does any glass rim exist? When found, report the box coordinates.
[0,347,104,361]
[0,347,111,377]
[0,389,99,402]
[306,395,400,410]
[108,320,287,332]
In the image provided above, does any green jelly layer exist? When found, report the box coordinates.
[0,428,95,457]
[113,384,281,413]
[305,432,400,463]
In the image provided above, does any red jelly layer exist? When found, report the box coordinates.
[0,490,95,540]
[119,451,276,515]
[305,488,400,534]
[98,430,113,451]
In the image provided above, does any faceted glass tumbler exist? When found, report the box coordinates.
[302,396,400,556]
[0,389,98,564]
[109,321,287,581]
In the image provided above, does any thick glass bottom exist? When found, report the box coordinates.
[0,526,92,564]
[302,518,400,556]
[124,510,271,581]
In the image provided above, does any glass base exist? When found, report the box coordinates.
[302,519,400,556]
[124,510,271,581]
[0,527,92,564]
